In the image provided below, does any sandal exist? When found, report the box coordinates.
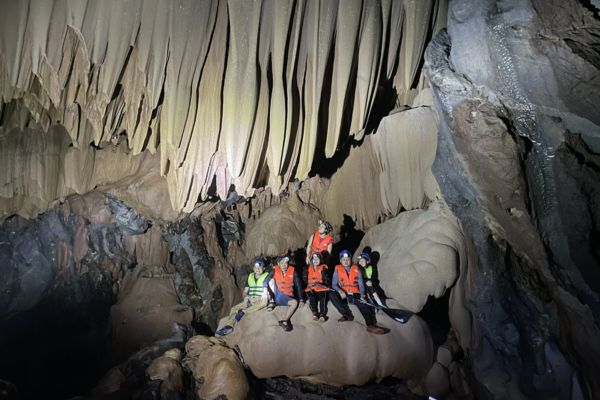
[278,320,293,332]
[267,302,275,312]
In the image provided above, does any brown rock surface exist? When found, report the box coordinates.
[356,200,464,312]
[110,267,193,362]
[183,336,249,400]
[146,348,183,394]
[244,194,321,258]
[219,304,434,387]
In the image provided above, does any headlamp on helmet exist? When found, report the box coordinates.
[339,250,352,260]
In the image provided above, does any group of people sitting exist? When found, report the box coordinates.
[216,220,387,336]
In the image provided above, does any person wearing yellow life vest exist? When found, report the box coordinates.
[267,256,305,332]
[329,250,386,335]
[303,253,329,321]
[357,252,383,307]
[215,258,270,337]
[305,220,333,264]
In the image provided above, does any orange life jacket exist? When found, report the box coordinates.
[310,231,333,254]
[335,264,361,294]
[273,265,295,296]
[306,264,328,292]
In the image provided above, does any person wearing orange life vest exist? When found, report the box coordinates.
[303,252,329,322]
[305,220,333,264]
[267,256,305,332]
[329,250,386,335]
[215,258,270,337]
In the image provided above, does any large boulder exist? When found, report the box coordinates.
[219,303,434,387]
[245,194,321,258]
[183,336,249,400]
[356,200,464,312]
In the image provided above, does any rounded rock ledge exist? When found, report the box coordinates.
[218,303,434,387]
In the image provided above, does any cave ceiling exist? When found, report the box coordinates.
[0,0,446,218]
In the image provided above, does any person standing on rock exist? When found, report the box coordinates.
[357,252,384,307]
[215,258,270,336]
[267,256,305,332]
[304,252,329,321]
[305,220,333,264]
[329,250,386,335]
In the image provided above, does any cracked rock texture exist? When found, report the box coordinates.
[426,0,600,398]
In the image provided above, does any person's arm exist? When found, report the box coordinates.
[332,268,339,290]
[305,234,313,263]
[332,268,346,299]
[357,271,365,297]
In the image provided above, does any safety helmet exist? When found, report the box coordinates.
[252,258,266,268]
[339,250,352,260]
[318,219,333,234]
[357,252,371,263]
[278,256,290,264]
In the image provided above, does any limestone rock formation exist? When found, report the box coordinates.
[321,105,441,230]
[244,194,321,259]
[356,200,464,312]
[183,335,249,400]
[0,0,447,216]
[426,0,600,398]
[0,125,178,221]
[110,267,193,362]
[219,305,434,387]
[146,348,184,395]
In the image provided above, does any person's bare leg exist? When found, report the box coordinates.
[285,299,299,321]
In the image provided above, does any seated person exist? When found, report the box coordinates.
[216,258,269,336]
[304,252,329,321]
[267,256,305,332]
[357,252,383,306]
[329,250,386,335]
[305,219,333,264]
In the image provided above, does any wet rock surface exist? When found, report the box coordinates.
[426,1,600,398]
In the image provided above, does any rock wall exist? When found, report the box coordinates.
[0,192,240,398]
[426,1,600,398]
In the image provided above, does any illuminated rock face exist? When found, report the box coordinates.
[0,0,446,215]
[356,201,464,313]
[1,0,600,399]
[220,305,434,387]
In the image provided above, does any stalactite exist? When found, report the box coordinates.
[0,0,445,216]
